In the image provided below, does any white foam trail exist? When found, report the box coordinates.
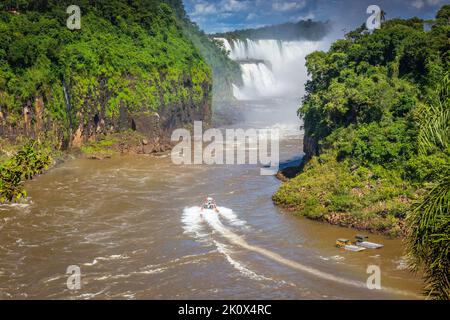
[182,206,417,297]
[182,206,265,281]
[182,206,246,238]
[182,206,206,237]
[83,254,128,266]
[215,206,246,227]
[214,241,270,281]
[202,209,418,298]
[202,211,362,285]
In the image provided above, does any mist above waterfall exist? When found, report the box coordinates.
[217,38,331,100]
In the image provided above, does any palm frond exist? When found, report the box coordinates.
[417,75,450,155]
[407,74,450,300]
[406,171,450,300]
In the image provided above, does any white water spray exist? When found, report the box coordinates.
[182,206,268,280]
[216,38,325,100]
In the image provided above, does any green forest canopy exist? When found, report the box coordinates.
[0,0,240,142]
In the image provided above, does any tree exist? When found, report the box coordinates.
[406,75,450,300]
[406,173,450,300]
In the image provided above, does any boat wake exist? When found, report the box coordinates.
[181,206,418,298]
[182,206,246,239]
[182,206,267,281]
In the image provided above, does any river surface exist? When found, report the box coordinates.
[0,99,423,299]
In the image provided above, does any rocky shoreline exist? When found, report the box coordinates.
[278,203,407,238]
[81,132,173,161]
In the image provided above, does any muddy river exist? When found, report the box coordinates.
[0,99,423,299]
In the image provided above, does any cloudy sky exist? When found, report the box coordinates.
[183,0,448,33]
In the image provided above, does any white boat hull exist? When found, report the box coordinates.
[356,241,384,249]
[344,244,366,252]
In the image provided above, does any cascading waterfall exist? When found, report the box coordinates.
[216,38,325,100]
[236,62,277,99]
[62,77,73,130]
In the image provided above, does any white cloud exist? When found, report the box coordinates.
[272,1,307,12]
[191,0,250,16]
[219,12,234,19]
[246,13,258,21]
[192,2,217,16]
[411,0,444,9]
[221,0,249,12]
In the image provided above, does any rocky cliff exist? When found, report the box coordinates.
[0,0,212,150]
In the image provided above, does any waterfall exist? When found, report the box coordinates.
[62,77,73,129]
[216,38,325,100]
[232,62,277,100]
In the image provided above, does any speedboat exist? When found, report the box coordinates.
[354,235,384,249]
[201,197,219,213]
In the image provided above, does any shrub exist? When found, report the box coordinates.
[0,141,51,203]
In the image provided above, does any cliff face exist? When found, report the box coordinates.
[0,1,212,149]
[302,132,318,162]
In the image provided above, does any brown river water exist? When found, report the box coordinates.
[0,99,423,299]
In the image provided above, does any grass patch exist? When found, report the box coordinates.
[273,151,416,237]
[80,137,118,156]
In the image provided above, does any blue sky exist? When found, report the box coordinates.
[183,0,449,33]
